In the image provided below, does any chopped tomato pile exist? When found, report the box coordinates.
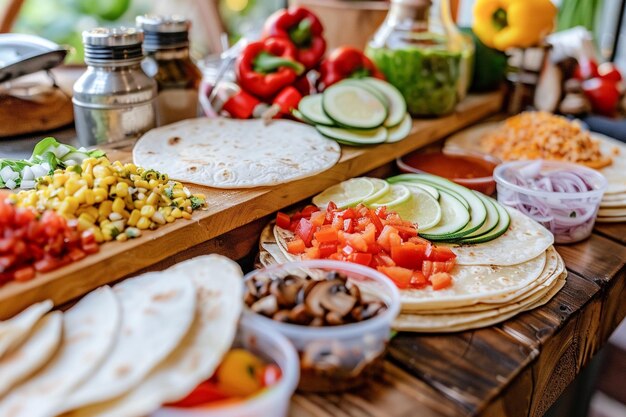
[0,194,99,285]
[276,203,455,290]
[168,349,281,408]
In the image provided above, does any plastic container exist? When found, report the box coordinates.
[243,260,400,393]
[494,160,607,244]
[153,315,299,417]
[397,148,501,195]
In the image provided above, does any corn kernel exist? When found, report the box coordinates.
[140,205,156,218]
[116,233,128,242]
[171,208,183,219]
[137,216,151,230]
[128,210,141,227]
[181,211,192,220]
[115,182,129,198]
[166,216,175,223]
[93,165,110,178]
[146,192,159,206]
[99,200,113,219]
[134,200,145,210]
[134,179,149,189]
[112,197,125,213]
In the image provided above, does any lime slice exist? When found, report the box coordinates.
[312,178,375,209]
[368,184,411,208]
[362,178,391,204]
[393,187,443,231]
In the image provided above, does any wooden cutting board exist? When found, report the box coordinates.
[0,92,503,319]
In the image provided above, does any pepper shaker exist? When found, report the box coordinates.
[73,27,157,147]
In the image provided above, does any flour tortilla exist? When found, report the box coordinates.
[444,122,626,194]
[0,312,62,397]
[602,193,626,202]
[64,255,243,417]
[0,287,120,417]
[598,207,626,217]
[405,247,563,314]
[393,271,567,332]
[600,199,626,208]
[61,274,196,413]
[0,300,52,359]
[596,215,626,223]
[133,118,341,189]
[445,207,554,266]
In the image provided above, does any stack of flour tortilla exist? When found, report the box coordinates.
[261,207,566,333]
[444,122,626,224]
[133,118,342,189]
[0,255,243,417]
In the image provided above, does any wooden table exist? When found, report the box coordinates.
[2,91,625,416]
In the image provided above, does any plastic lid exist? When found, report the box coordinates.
[391,0,431,6]
[82,27,143,47]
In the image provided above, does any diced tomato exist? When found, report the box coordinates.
[408,236,432,245]
[373,253,396,267]
[314,226,338,243]
[342,245,355,257]
[394,224,418,239]
[303,246,321,260]
[309,211,326,227]
[422,260,433,278]
[343,218,354,233]
[287,238,306,255]
[13,266,36,282]
[425,245,456,262]
[377,266,412,289]
[432,260,455,274]
[167,381,229,408]
[391,242,428,269]
[275,212,291,229]
[361,223,376,246]
[375,206,388,219]
[301,205,319,219]
[410,271,427,288]
[294,218,315,246]
[259,364,282,388]
[430,272,452,290]
[342,208,356,219]
[348,252,372,266]
[318,242,337,258]
[34,257,60,273]
[0,255,16,271]
[367,209,384,233]
[68,248,87,262]
[377,225,397,252]
[82,243,100,255]
[346,233,368,252]
[389,231,402,249]
[327,252,343,261]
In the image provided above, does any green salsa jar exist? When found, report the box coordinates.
[366,0,472,117]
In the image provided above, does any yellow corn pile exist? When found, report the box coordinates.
[9,157,206,243]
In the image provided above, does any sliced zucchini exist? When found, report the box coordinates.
[419,190,470,239]
[338,79,390,109]
[362,77,407,127]
[298,94,334,126]
[291,109,313,125]
[388,175,470,210]
[457,193,499,239]
[386,113,412,143]
[456,199,510,244]
[322,83,387,129]
[317,125,387,145]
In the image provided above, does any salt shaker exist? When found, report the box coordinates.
[73,27,157,147]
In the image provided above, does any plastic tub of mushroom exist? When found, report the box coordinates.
[242,260,400,393]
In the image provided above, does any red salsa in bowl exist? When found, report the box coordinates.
[397,149,501,195]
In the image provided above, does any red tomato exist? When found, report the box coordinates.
[425,245,456,262]
[259,364,282,387]
[276,212,291,229]
[287,238,306,255]
[13,266,35,282]
[598,62,622,83]
[167,381,229,408]
[348,252,372,266]
[422,260,434,278]
[391,242,428,269]
[303,246,321,260]
[343,218,354,233]
[430,272,452,290]
[377,266,412,289]
[367,209,384,233]
[582,77,621,116]
[295,218,315,246]
[318,242,337,257]
[410,271,427,288]
[309,211,326,227]
[314,227,338,243]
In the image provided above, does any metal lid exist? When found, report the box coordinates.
[82,27,144,65]
[136,15,190,51]
[83,27,144,47]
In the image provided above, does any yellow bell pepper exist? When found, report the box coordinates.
[473,0,557,51]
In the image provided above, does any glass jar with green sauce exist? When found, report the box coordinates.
[366,0,473,117]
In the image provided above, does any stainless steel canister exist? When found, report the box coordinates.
[73,27,157,147]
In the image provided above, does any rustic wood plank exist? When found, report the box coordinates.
[594,223,626,245]
[0,93,504,319]
[555,235,626,285]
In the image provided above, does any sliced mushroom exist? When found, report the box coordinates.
[269,277,303,307]
[305,279,344,318]
[325,311,345,325]
[250,294,278,316]
[289,303,310,325]
[320,291,357,318]
[272,310,291,323]
[346,281,361,301]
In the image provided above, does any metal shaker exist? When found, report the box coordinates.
[73,27,157,147]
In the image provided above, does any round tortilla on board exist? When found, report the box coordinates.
[133,118,342,189]
[0,300,52,359]
[64,255,244,417]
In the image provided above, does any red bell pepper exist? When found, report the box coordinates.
[272,86,303,115]
[222,90,262,119]
[236,37,305,100]
[318,47,386,91]
[263,7,326,70]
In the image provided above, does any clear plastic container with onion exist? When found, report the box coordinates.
[494,160,607,244]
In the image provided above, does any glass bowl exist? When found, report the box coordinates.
[494,160,608,244]
[153,315,299,417]
[242,260,400,393]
